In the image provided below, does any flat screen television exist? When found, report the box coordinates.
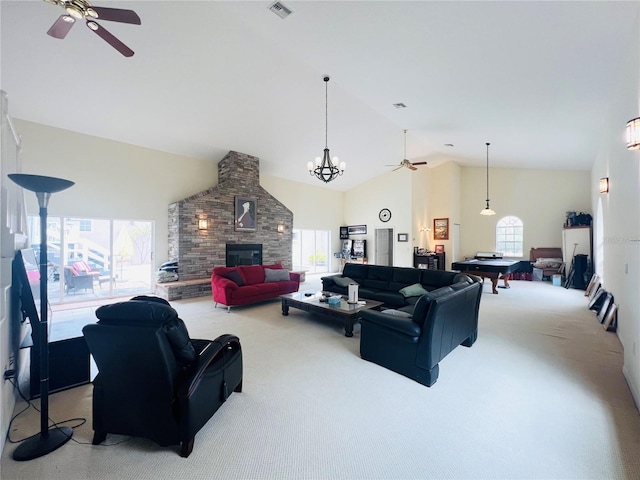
[13,248,41,343]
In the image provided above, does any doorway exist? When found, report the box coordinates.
[375,228,394,266]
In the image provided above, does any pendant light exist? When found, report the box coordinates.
[307,76,345,183]
[480,142,496,216]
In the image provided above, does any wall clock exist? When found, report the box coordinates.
[379,208,392,222]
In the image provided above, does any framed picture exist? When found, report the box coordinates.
[433,218,449,240]
[348,225,367,235]
[587,278,602,302]
[596,292,613,324]
[435,244,445,254]
[584,274,599,297]
[234,197,257,231]
[603,303,618,331]
[397,233,408,242]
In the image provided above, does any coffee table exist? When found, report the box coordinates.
[280,291,384,337]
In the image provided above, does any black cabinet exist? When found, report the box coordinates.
[414,253,445,270]
[27,318,93,399]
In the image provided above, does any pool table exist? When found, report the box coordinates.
[451,258,521,294]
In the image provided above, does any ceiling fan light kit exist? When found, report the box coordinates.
[308,76,345,183]
[44,0,141,57]
[480,142,496,216]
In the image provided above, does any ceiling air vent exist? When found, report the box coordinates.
[269,1,293,19]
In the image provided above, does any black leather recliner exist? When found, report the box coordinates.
[82,296,242,457]
[359,279,482,387]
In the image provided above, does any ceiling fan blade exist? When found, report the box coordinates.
[47,15,75,39]
[385,164,400,167]
[91,6,141,25]
[408,165,418,171]
[411,161,427,166]
[392,166,403,172]
[87,21,134,57]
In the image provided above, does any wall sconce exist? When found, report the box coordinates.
[599,177,609,194]
[277,224,285,233]
[198,218,208,230]
[626,117,640,150]
[419,227,431,233]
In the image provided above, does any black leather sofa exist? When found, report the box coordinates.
[358,278,482,387]
[321,263,474,310]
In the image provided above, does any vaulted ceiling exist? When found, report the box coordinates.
[2,1,638,191]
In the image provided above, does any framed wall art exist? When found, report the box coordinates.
[433,218,449,240]
[235,197,257,231]
[397,233,408,242]
[348,225,367,235]
[435,244,445,254]
[603,303,618,331]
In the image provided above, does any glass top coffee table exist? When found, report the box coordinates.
[279,291,384,337]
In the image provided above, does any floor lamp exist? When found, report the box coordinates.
[8,173,74,461]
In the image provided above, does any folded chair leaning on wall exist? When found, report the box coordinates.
[82,295,243,457]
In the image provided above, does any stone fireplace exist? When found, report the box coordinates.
[166,151,293,295]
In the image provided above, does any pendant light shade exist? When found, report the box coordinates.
[308,76,345,183]
[480,142,496,216]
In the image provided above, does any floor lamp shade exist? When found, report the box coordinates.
[8,174,74,461]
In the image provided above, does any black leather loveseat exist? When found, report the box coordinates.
[321,263,474,310]
[358,278,482,387]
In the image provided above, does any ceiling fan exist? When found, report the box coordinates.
[386,129,427,171]
[43,0,141,57]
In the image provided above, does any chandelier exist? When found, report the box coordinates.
[307,76,345,183]
[480,142,496,216]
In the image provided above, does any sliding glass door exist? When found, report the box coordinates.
[28,215,154,305]
[292,229,331,274]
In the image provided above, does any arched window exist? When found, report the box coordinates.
[496,216,523,257]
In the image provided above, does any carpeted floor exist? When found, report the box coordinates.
[1,276,639,480]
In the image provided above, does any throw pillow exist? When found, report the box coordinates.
[534,257,563,269]
[264,268,291,282]
[223,269,246,286]
[333,276,358,287]
[399,283,429,298]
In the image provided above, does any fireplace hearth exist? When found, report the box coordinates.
[226,243,263,267]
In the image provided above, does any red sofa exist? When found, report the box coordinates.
[211,263,300,311]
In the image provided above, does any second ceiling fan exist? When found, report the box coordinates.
[44,0,141,57]
[386,130,427,171]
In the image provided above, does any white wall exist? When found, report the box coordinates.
[590,12,640,407]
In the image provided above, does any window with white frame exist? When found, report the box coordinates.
[496,216,523,257]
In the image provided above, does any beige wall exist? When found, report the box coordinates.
[427,161,461,268]
[15,120,347,270]
[344,168,414,267]
[12,118,639,409]
[260,175,345,272]
[459,167,591,259]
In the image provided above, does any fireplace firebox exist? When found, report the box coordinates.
[226,244,263,267]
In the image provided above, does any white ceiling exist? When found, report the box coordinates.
[2,0,638,191]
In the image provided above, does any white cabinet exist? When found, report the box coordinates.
[562,226,591,266]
